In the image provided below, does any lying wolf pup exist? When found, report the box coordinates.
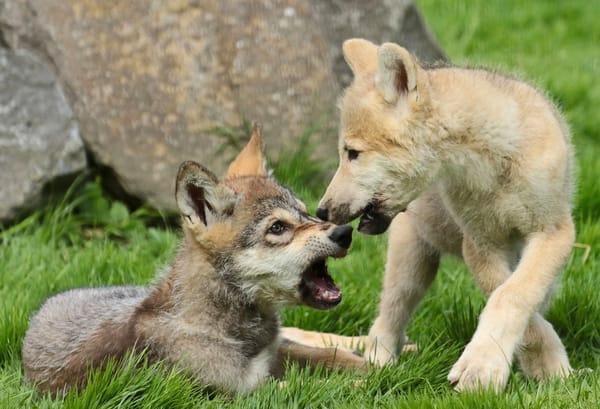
[22,125,365,396]
[316,39,575,391]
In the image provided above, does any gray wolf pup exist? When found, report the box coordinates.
[315,38,575,391]
[22,125,365,397]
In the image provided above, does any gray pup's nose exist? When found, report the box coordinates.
[329,225,353,249]
[316,207,329,221]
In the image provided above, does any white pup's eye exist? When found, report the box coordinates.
[347,149,359,160]
[268,221,287,235]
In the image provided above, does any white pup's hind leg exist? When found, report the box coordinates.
[517,314,571,380]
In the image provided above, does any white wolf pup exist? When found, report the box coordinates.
[315,39,575,391]
[22,125,365,397]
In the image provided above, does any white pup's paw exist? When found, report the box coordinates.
[448,342,511,392]
[364,335,399,367]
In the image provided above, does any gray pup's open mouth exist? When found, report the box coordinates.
[300,258,341,310]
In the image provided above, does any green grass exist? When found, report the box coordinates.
[1,0,599,407]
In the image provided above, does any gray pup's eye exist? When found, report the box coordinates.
[268,221,287,235]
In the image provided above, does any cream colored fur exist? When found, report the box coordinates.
[315,39,575,391]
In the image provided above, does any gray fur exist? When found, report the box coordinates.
[22,287,148,394]
[22,160,358,396]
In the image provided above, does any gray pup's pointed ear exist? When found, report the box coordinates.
[175,161,237,227]
[376,43,418,104]
[225,122,267,178]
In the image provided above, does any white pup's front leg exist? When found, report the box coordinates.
[450,217,574,391]
[366,213,439,366]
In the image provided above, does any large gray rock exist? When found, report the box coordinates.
[0,0,445,211]
[0,47,86,223]
[310,0,446,86]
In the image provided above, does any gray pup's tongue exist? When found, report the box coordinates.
[311,275,341,303]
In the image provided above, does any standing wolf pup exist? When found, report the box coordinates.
[22,125,365,397]
[316,38,575,391]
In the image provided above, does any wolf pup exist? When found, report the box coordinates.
[22,125,365,397]
[315,39,575,391]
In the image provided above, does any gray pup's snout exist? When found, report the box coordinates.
[328,225,353,249]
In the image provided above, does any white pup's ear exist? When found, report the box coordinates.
[176,161,237,227]
[376,43,418,104]
[342,38,378,77]
[226,122,267,178]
